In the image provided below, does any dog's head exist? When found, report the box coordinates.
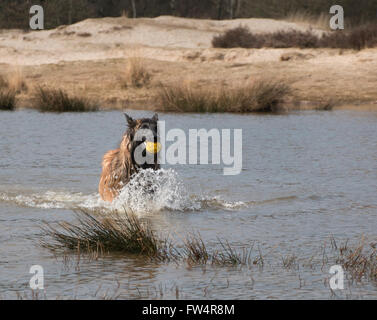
[124,113,160,170]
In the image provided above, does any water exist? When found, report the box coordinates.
[0,109,376,299]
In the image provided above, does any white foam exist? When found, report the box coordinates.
[0,169,249,214]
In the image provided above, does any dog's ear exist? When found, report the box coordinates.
[124,113,136,127]
[152,113,158,122]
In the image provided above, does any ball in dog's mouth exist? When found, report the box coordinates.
[144,141,162,154]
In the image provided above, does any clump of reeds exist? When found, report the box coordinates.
[121,57,151,89]
[34,87,98,112]
[212,23,377,51]
[157,80,291,113]
[41,209,252,267]
[0,89,16,110]
[183,233,210,264]
[41,209,164,256]
[212,239,252,266]
[335,239,377,283]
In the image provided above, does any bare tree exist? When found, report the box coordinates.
[131,0,137,18]
[229,0,234,19]
[235,0,242,18]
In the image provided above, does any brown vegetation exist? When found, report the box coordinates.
[121,58,151,89]
[213,24,377,50]
[34,87,98,112]
[157,80,292,113]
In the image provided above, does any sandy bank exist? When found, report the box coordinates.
[0,16,376,111]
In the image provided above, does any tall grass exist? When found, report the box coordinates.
[41,209,163,256]
[334,239,377,283]
[34,87,98,112]
[212,24,377,50]
[157,80,291,113]
[0,89,16,111]
[285,11,331,30]
[121,57,151,89]
[41,209,252,266]
[7,69,28,94]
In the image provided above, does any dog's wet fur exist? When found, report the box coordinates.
[99,113,160,202]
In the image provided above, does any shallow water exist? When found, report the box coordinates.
[0,109,376,299]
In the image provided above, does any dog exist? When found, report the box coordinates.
[99,113,161,202]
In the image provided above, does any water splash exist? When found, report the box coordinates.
[111,168,200,213]
[0,169,249,214]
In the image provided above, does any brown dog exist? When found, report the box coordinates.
[99,113,160,202]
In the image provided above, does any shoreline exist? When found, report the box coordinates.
[1,16,376,112]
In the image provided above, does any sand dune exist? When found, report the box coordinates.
[0,16,376,110]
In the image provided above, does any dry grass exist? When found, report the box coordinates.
[0,89,16,111]
[41,209,252,266]
[285,11,331,30]
[34,87,98,112]
[121,57,151,89]
[41,209,164,257]
[183,233,210,264]
[212,240,252,266]
[7,69,28,93]
[320,23,377,51]
[157,80,292,113]
[213,24,377,51]
[334,238,377,283]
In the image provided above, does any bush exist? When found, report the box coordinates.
[320,23,377,50]
[212,24,377,50]
[34,87,98,112]
[212,26,264,48]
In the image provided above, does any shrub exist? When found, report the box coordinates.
[213,24,377,50]
[212,26,264,48]
[34,87,98,112]
[320,23,377,50]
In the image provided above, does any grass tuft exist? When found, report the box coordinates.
[157,80,291,113]
[183,233,209,264]
[212,239,251,266]
[335,239,377,283]
[0,89,16,111]
[41,209,162,256]
[41,209,252,267]
[121,57,151,89]
[34,87,98,112]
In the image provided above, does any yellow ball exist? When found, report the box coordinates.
[145,142,162,154]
